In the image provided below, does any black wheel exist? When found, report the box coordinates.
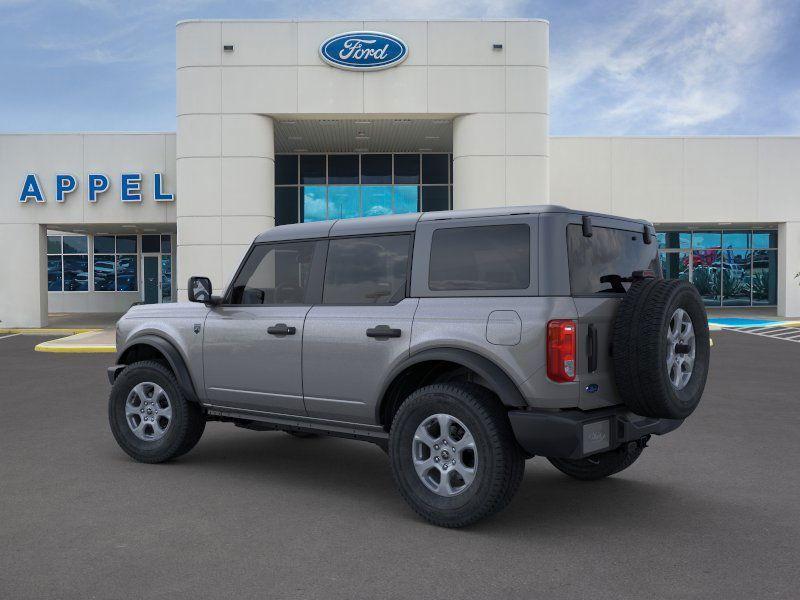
[108,361,205,463]
[548,438,647,481]
[389,383,524,528]
[612,279,710,419]
[285,431,318,439]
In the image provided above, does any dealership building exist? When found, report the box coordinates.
[1,18,799,327]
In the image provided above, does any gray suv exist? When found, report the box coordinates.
[108,205,709,527]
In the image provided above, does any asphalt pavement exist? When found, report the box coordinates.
[1,331,798,599]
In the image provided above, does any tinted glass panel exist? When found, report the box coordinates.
[161,255,172,301]
[394,154,420,184]
[328,155,359,184]
[328,186,360,219]
[324,235,410,304]
[752,230,778,249]
[94,235,115,253]
[229,242,316,305]
[394,186,419,214]
[302,186,327,222]
[753,249,777,305]
[116,255,137,291]
[657,231,690,249]
[421,186,449,212]
[429,225,530,291]
[94,255,115,291]
[116,235,137,254]
[300,155,326,184]
[47,235,61,254]
[47,256,62,291]
[722,231,750,249]
[275,187,299,226]
[362,186,392,216]
[161,235,172,254]
[660,251,690,281]
[422,154,448,184]
[275,155,298,185]
[692,231,721,249]
[63,255,89,291]
[722,249,751,306]
[361,154,391,184]
[62,235,88,254]
[691,250,721,306]
[567,225,660,294]
[141,234,160,253]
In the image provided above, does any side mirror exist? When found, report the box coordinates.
[188,276,213,303]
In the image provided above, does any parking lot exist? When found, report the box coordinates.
[1,330,799,599]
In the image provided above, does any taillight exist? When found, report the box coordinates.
[547,320,577,382]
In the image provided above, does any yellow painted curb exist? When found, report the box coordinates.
[34,343,116,354]
[0,328,100,335]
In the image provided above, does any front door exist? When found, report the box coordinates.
[143,256,159,304]
[202,240,320,416]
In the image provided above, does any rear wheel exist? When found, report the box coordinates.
[389,383,524,528]
[548,438,647,481]
[108,361,205,463]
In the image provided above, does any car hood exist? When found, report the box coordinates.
[121,302,210,320]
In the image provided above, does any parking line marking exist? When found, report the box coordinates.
[0,333,21,341]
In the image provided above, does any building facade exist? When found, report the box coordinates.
[0,19,798,327]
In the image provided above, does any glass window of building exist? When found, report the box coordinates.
[657,229,778,307]
[275,153,453,225]
[93,235,138,292]
[47,235,88,292]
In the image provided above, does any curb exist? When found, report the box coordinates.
[0,328,100,335]
[34,342,116,354]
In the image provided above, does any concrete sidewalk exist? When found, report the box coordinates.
[0,312,121,353]
[33,329,116,353]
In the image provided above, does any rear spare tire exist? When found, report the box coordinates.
[612,279,709,419]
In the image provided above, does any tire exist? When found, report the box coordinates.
[548,438,647,481]
[612,278,710,419]
[389,383,525,528]
[108,360,205,463]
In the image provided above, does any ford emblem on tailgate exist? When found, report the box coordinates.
[319,31,408,71]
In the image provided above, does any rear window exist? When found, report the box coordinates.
[428,224,530,291]
[567,224,660,294]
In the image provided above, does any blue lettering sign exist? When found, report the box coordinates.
[153,173,174,202]
[56,174,77,202]
[19,174,45,203]
[319,31,408,70]
[87,173,109,203]
[121,173,142,202]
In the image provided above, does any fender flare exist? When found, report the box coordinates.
[377,347,527,421]
[115,334,200,403]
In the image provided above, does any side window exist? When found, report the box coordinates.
[428,224,530,291]
[323,235,410,304]
[229,241,316,305]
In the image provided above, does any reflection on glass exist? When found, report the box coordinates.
[162,255,172,301]
[328,155,359,184]
[394,154,420,184]
[361,154,392,184]
[362,186,392,216]
[722,249,751,306]
[63,235,88,254]
[394,186,419,214]
[753,250,777,305]
[161,235,172,254]
[94,235,115,253]
[328,186,360,219]
[47,235,62,254]
[752,230,778,249]
[691,250,721,306]
[63,255,89,291]
[300,155,325,184]
[117,255,138,291]
[302,186,327,222]
[722,231,750,249]
[116,235,137,254]
[48,256,62,291]
[659,251,690,281]
[692,231,721,249]
[657,231,690,249]
[94,255,116,291]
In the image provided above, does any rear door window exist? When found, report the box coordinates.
[323,235,411,304]
[428,224,530,291]
[567,224,660,294]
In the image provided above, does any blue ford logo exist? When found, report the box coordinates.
[319,31,408,71]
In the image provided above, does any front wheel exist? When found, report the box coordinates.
[108,360,205,463]
[389,383,525,528]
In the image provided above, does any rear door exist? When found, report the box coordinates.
[566,219,660,410]
[302,233,417,425]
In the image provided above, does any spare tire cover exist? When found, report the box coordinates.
[612,279,710,419]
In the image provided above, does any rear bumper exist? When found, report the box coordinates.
[508,406,683,459]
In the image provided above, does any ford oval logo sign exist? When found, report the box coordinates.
[319,31,408,71]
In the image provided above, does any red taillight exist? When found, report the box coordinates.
[547,320,577,383]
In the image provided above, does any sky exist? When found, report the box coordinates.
[0,0,798,135]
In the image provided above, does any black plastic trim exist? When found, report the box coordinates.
[116,335,200,403]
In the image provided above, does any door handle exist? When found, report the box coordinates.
[267,323,296,336]
[366,325,402,339]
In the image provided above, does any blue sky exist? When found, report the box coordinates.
[0,0,798,135]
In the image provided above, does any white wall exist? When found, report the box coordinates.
[176,19,550,298]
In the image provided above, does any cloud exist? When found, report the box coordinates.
[551,0,793,134]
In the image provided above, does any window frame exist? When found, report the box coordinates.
[93,235,139,293]
[47,234,90,293]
